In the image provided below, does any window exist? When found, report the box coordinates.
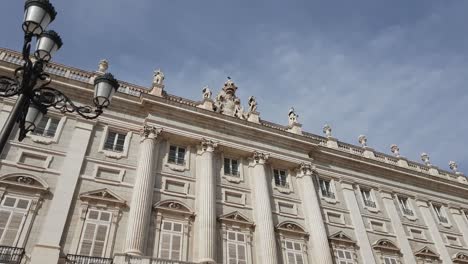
[361,189,376,208]
[433,204,448,223]
[158,221,183,260]
[227,231,247,264]
[224,158,239,176]
[104,131,126,152]
[335,249,354,264]
[32,116,59,137]
[384,256,398,264]
[397,196,413,216]
[168,145,186,165]
[284,240,304,264]
[78,209,111,257]
[273,169,288,188]
[319,179,335,199]
[0,196,30,246]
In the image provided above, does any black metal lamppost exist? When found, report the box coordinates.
[0,0,119,152]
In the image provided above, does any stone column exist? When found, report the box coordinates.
[195,138,218,263]
[297,163,334,264]
[30,120,94,264]
[450,207,468,249]
[341,181,376,264]
[416,200,452,263]
[125,126,161,255]
[250,151,278,264]
[380,191,416,264]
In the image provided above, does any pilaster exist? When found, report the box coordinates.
[297,163,334,264]
[30,120,94,264]
[380,190,416,264]
[194,138,218,263]
[124,125,162,255]
[415,199,452,263]
[249,151,278,264]
[449,207,468,252]
[340,181,376,264]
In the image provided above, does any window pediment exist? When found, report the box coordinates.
[329,231,356,246]
[0,174,48,193]
[414,246,440,260]
[372,239,400,253]
[154,200,194,216]
[218,211,254,227]
[453,252,468,263]
[79,189,126,206]
[276,221,308,237]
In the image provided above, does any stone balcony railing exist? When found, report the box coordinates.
[65,254,113,264]
[0,47,464,186]
[0,245,25,264]
[113,254,198,264]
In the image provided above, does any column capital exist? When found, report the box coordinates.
[140,125,162,141]
[199,138,218,152]
[251,151,269,165]
[297,162,315,178]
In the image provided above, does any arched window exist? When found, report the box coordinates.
[372,239,402,264]
[276,221,309,264]
[452,252,468,264]
[151,200,194,262]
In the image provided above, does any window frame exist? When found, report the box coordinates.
[283,238,306,264]
[221,154,244,184]
[77,209,112,258]
[164,142,190,172]
[358,186,379,212]
[0,195,31,247]
[226,230,249,264]
[396,195,417,220]
[271,167,293,194]
[316,176,337,204]
[157,220,184,261]
[335,248,355,264]
[27,113,66,144]
[98,126,133,159]
[431,203,451,226]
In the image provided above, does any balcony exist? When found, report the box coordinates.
[114,254,197,264]
[402,208,414,216]
[0,246,24,264]
[364,199,376,208]
[65,254,113,264]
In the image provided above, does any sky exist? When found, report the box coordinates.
[1,0,467,173]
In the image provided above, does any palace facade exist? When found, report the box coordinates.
[0,47,467,264]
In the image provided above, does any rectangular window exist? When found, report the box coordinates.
[168,145,186,165]
[361,189,376,208]
[319,179,335,199]
[273,169,288,188]
[78,210,111,257]
[158,221,183,260]
[0,196,30,246]
[227,231,247,264]
[383,257,398,264]
[32,116,60,137]
[398,196,413,216]
[284,240,304,264]
[104,131,126,152]
[433,204,448,223]
[224,158,239,176]
[335,249,354,264]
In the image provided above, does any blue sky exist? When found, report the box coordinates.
[1,0,467,173]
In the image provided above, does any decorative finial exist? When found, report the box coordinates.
[449,161,459,173]
[358,135,367,147]
[323,124,332,138]
[248,96,257,113]
[288,107,299,126]
[390,144,400,157]
[153,69,165,86]
[202,86,212,100]
[98,59,108,73]
[421,153,431,166]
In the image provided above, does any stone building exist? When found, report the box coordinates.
[0,47,467,264]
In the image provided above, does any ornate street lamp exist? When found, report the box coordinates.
[0,0,119,152]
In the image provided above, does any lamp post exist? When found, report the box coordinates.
[0,0,119,153]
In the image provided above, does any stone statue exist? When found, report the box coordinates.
[390,144,400,157]
[323,124,332,138]
[358,135,367,147]
[248,96,257,113]
[153,69,165,85]
[234,98,245,119]
[288,107,298,126]
[202,86,212,100]
[449,161,459,173]
[98,59,108,73]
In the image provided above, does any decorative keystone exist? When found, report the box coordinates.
[358,135,367,147]
[98,59,108,73]
[390,144,400,157]
[421,153,431,166]
[323,124,332,138]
